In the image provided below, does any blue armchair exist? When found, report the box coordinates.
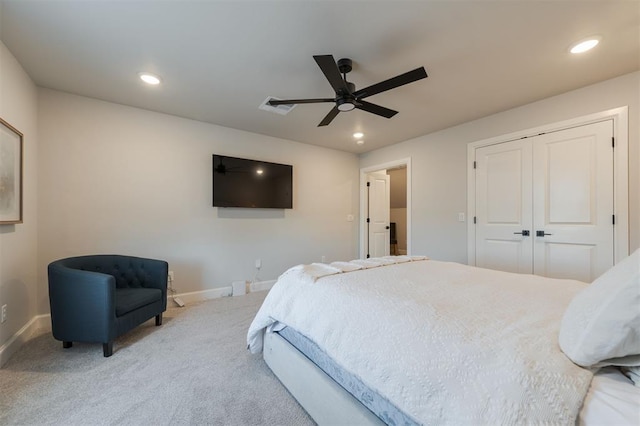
[48,255,168,357]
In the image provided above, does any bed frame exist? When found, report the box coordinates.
[263,330,385,425]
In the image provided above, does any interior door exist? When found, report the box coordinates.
[475,140,533,273]
[367,172,390,257]
[532,120,614,282]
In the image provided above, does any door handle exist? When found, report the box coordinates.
[385,226,390,230]
[536,230,552,237]
[513,230,530,236]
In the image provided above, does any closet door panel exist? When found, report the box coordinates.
[475,140,533,274]
[532,120,614,281]
[538,243,597,283]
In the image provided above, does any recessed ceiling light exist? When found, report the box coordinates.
[570,37,601,54]
[353,132,364,139]
[356,140,365,146]
[139,72,161,85]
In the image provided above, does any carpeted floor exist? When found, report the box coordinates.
[0,291,314,425]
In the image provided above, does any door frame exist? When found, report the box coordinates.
[360,158,412,259]
[467,106,629,266]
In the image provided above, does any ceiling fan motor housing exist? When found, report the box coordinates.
[336,81,357,111]
[346,81,355,93]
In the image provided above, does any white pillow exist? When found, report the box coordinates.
[559,249,640,367]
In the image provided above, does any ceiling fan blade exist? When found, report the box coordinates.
[353,67,427,99]
[314,55,350,94]
[355,100,398,118]
[318,106,340,127]
[268,98,334,105]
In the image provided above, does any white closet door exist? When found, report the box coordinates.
[475,140,533,274]
[532,120,614,282]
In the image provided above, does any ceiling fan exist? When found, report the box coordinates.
[268,55,428,127]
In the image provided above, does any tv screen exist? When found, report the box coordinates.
[212,155,293,209]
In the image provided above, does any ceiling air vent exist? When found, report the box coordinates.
[259,97,296,115]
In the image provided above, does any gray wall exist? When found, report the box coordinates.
[37,89,360,313]
[0,41,39,350]
[361,71,640,263]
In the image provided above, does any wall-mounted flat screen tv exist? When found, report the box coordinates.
[212,155,293,209]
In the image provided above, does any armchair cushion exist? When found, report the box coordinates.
[116,288,163,317]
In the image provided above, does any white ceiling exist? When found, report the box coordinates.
[1,1,638,153]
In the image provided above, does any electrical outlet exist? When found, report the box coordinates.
[168,271,174,281]
[255,259,261,269]
[321,256,326,263]
[1,304,6,323]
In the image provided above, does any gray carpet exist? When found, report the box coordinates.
[0,291,315,425]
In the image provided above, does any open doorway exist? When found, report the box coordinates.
[388,167,408,255]
[359,158,411,259]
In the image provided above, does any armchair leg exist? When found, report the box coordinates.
[103,342,113,357]
[155,313,162,326]
[63,341,72,349]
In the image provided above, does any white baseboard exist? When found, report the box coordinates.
[250,279,277,292]
[169,286,232,305]
[0,314,50,368]
[167,279,277,306]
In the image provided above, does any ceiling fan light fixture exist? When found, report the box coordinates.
[353,132,364,139]
[356,140,365,146]
[569,37,601,54]
[337,98,356,112]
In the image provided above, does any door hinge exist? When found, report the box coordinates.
[612,137,615,148]
[366,218,370,223]
[473,216,477,224]
[366,182,370,187]
[473,161,476,169]
[612,214,615,225]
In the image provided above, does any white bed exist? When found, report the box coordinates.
[248,255,640,425]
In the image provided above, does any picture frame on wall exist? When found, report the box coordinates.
[0,117,23,224]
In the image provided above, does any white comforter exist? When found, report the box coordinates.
[247,259,594,424]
